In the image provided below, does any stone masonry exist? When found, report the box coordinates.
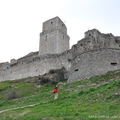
[0,17,120,82]
[39,17,70,55]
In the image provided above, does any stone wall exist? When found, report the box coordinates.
[1,28,120,83]
[68,48,120,82]
[68,29,120,82]
[0,50,72,81]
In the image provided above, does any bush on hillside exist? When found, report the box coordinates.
[49,67,66,81]
[39,77,50,85]
[5,89,18,100]
[38,77,58,86]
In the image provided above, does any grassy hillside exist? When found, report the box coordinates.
[0,70,120,120]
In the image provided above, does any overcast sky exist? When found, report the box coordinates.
[0,0,120,62]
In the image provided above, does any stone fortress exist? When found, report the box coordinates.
[0,16,120,82]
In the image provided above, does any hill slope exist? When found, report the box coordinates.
[0,70,120,120]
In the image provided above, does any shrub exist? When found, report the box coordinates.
[49,67,66,81]
[39,77,50,85]
[38,77,57,86]
[49,69,55,74]
[5,89,18,100]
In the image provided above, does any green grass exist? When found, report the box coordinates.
[0,70,120,120]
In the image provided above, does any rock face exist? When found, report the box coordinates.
[0,17,120,83]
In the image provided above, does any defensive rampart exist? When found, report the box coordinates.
[0,51,72,81]
[0,29,120,82]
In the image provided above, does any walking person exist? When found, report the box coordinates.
[53,85,58,100]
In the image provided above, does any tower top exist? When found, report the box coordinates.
[42,16,67,34]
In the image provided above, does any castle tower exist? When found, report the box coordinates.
[39,16,70,55]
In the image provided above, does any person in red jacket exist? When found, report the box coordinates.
[53,86,58,100]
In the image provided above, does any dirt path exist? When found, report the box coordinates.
[0,101,49,114]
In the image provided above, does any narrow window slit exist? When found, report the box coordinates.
[75,68,78,71]
[111,63,117,66]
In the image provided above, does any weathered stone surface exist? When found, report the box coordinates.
[39,16,70,55]
[0,17,120,82]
